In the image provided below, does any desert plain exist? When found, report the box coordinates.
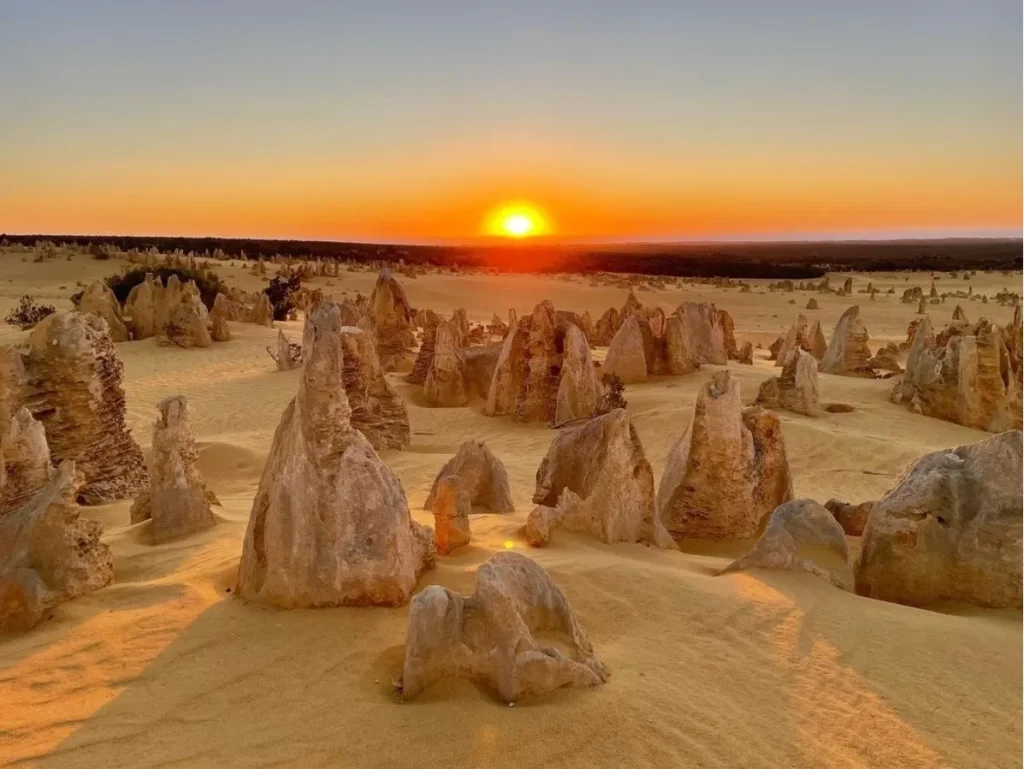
[0,247,1021,769]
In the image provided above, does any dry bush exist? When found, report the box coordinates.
[4,295,56,330]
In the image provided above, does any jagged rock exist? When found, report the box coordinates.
[658,371,793,538]
[555,310,591,344]
[602,315,648,384]
[1,408,52,517]
[806,298,818,310]
[621,289,643,318]
[768,336,784,361]
[77,281,129,342]
[869,343,901,373]
[424,320,468,407]
[427,478,471,555]
[247,292,274,327]
[917,296,927,315]
[825,498,873,536]
[842,277,854,295]
[529,409,674,548]
[555,324,601,424]
[336,324,411,450]
[774,314,809,368]
[274,330,300,371]
[930,282,939,300]
[209,293,235,341]
[891,316,1021,431]
[952,304,967,322]
[0,462,114,633]
[818,305,874,377]
[368,269,415,365]
[406,311,441,385]
[129,396,217,542]
[19,312,147,504]
[593,307,621,345]
[486,301,563,422]
[236,304,432,608]
[807,320,828,359]
[722,499,850,588]
[462,343,502,399]
[901,287,924,304]
[676,302,727,365]
[400,551,608,702]
[854,431,1023,608]
[717,309,739,360]
[451,308,470,338]
[166,299,212,348]
[756,349,819,416]
[123,273,164,339]
[737,341,754,365]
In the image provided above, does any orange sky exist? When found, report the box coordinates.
[2,4,1021,242]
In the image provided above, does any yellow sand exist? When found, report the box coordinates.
[0,253,1020,769]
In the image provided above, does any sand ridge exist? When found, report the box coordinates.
[0,253,1021,768]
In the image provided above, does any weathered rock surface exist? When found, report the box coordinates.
[129,396,218,543]
[368,269,415,366]
[854,431,1023,608]
[462,343,502,399]
[236,304,433,608]
[273,330,300,371]
[486,301,563,423]
[825,498,874,537]
[774,315,809,367]
[756,349,820,416]
[723,499,850,588]
[77,281,129,342]
[818,306,875,377]
[0,462,114,633]
[529,409,674,548]
[891,316,1022,432]
[19,312,148,504]
[166,299,213,348]
[247,292,274,327]
[1,408,52,517]
[602,315,648,384]
[675,302,727,365]
[336,324,411,450]
[424,320,468,407]
[555,323,601,424]
[737,341,754,365]
[400,551,608,702]
[807,321,828,360]
[658,371,793,538]
[209,293,233,341]
[593,307,622,345]
[424,440,514,514]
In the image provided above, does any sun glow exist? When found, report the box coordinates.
[483,202,551,239]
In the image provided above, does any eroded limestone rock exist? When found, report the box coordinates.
[602,315,648,384]
[755,349,819,416]
[818,305,874,377]
[401,551,608,702]
[424,320,468,407]
[77,281,129,342]
[0,408,52,517]
[555,323,601,424]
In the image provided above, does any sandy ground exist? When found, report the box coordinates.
[0,251,1021,769]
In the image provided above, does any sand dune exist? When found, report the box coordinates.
[1,254,1020,768]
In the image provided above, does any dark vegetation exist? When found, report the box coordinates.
[596,373,628,414]
[103,266,228,310]
[264,274,302,321]
[4,295,56,330]
[3,234,1021,279]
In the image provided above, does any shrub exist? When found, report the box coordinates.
[105,266,228,310]
[4,295,56,330]
[89,243,111,260]
[596,373,627,414]
[264,274,302,321]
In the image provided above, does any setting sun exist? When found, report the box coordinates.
[483,201,551,239]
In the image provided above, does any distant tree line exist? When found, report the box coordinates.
[2,234,1020,279]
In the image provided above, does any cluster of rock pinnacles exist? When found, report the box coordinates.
[1,270,1021,704]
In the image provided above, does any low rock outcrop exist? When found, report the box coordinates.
[400,551,608,702]
[825,498,873,536]
[854,431,1022,608]
[236,304,432,608]
[77,281,129,342]
[0,408,52,517]
[528,409,674,548]
[658,371,793,538]
[129,396,218,543]
[0,462,114,633]
[723,499,850,588]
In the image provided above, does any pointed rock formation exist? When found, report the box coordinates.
[602,315,648,384]
[237,304,432,608]
[855,431,1022,608]
[807,320,828,360]
[593,307,621,346]
[722,499,850,588]
[817,305,874,377]
[756,349,819,416]
[407,310,441,385]
[774,314,809,367]
[675,302,727,365]
[917,296,927,315]
[555,323,601,424]
[129,396,218,543]
[209,293,234,341]
[337,325,411,450]
[806,298,818,310]
[0,462,114,632]
[528,409,674,548]
[123,273,164,339]
[891,316,1021,431]
[77,281,129,342]
[274,330,300,371]
[166,298,212,348]
[19,312,147,504]
[247,292,274,327]
[737,341,754,365]
[485,301,563,423]
[1,408,52,517]
[424,320,468,407]
[400,551,608,702]
[658,371,793,539]
[952,304,967,322]
[368,269,415,366]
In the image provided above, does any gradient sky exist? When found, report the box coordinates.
[1,1,1021,242]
